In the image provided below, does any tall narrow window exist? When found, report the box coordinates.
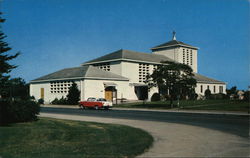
[214,86,216,93]
[201,85,203,93]
[182,49,185,64]
[190,50,193,65]
[219,86,223,93]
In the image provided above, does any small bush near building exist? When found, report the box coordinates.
[243,91,249,102]
[210,93,228,100]
[151,93,161,101]
[0,99,40,126]
[51,97,68,105]
[38,98,44,104]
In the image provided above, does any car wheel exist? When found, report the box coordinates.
[79,105,83,110]
[104,107,109,110]
[94,105,99,110]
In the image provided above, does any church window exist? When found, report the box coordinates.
[219,86,223,93]
[139,63,150,83]
[50,80,77,94]
[94,62,110,71]
[201,85,203,93]
[183,52,185,64]
[214,86,216,93]
[190,50,193,65]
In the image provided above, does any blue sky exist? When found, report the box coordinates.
[1,0,249,90]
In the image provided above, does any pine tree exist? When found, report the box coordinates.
[0,12,20,97]
[66,82,80,105]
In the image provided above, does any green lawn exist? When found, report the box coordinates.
[116,100,249,112]
[0,118,153,158]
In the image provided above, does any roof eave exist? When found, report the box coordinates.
[30,76,129,83]
[151,44,199,50]
[196,81,226,84]
[82,58,169,65]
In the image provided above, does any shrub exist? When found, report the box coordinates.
[51,98,59,104]
[210,93,228,100]
[0,99,40,126]
[151,93,161,101]
[38,98,44,104]
[51,97,68,105]
[243,91,249,102]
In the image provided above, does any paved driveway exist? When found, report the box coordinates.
[40,107,250,157]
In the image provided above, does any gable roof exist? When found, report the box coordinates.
[151,40,198,50]
[194,73,225,84]
[82,49,174,65]
[30,66,129,83]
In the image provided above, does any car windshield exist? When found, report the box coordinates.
[97,98,106,101]
[87,98,96,101]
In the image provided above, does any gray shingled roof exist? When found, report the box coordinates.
[151,40,198,50]
[194,73,225,84]
[31,66,129,82]
[82,49,174,65]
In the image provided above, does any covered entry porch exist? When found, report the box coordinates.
[104,82,117,102]
[130,83,148,100]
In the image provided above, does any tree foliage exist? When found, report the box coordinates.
[204,89,211,99]
[0,77,29,99]
[0,12,20,96]
[226,86,239,99]
[66,82,80,105]
[0,12,40,126]
[146,61,197,106]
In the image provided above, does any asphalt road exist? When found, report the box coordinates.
[41,107,249,138]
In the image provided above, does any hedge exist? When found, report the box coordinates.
[0,99,40,126]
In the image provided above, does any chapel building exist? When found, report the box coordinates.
[30,33,226,103]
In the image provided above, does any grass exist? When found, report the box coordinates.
[116,100,249,112]
[0,118,153,158]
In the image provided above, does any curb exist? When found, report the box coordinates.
[113,108,249,116]
[41,105,249,116]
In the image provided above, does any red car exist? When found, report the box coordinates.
[79,97,113,110]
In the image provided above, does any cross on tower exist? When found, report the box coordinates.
[172,31,176,40]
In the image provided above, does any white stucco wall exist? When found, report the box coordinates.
[110,61,122,75]
[120,61,139,83]
[30,80,81,104]
[195,83,226,95]
[152,47,198,73]
[82,79,138,100]
[153,47,179,61]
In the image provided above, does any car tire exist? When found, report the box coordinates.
[94,105,99,110]
[104,107,109,110]
[79,105,83,110]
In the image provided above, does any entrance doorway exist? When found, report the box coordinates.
[134,86,148,100]
[40,88,44,99]
[104,86,117,101]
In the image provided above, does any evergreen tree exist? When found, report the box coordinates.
[66,82,80,105]
[0,12,19,98]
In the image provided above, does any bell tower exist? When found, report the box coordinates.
[151,32,199,73]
